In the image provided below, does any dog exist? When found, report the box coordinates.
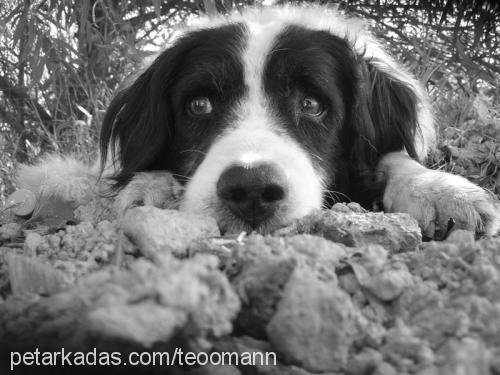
[16,5,500,238]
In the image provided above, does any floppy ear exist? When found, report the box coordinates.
[99,46,186,187]
[349,59,420,170]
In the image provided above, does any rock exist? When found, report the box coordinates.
[490,349,500,375]
[342,245,412,302]
[338,272,360,295]
[373,362,397,375]
[356,245,389,274]
[6,254,70,295]
[233,257,296,339]
[120,207,220,258]
[89,302,188,346]
[266,267,357,372]
[0,253,240,351]
[331,202,366,213]
[0,222,22,240]
[188,235,241,270]
[23,232,42,255]
[25,220,122,282]
[346,347,383,375]
[276,209,421,252]
[381,320,434,366]
[231,235,347,338]
[415,366,440,375]
[233,234,347,277]
[3,189,37,217]
[364,268,414,301]
[438,338,491,375]
[445,229,475,244]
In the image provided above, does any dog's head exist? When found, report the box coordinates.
[101,6,434,233]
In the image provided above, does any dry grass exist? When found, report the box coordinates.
[429,85,500,199]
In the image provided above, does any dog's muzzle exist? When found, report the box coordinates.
[216,163,288,229]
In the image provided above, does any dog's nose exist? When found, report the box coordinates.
[216,163,287,229]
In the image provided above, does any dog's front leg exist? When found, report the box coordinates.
[114,171,183,216]
[377,152,500,239]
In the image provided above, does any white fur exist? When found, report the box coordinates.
[15,155,99,203]
[13,5,499,237]
[181,10,324,232]
[379,152,500,237]
[181,127,324,232]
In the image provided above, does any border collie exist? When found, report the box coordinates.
[16,5,500,238]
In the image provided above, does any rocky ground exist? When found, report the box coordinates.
[1,197,500,375]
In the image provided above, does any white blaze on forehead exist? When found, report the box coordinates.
[181,18,324,225]
[239,19,284,120]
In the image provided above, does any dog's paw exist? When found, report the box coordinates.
[114,172,183,216]
[379,153,500,239]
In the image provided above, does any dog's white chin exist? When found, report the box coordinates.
[179,127,324,233]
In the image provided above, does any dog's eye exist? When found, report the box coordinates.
[188,97,212,116]
[300,96,324,117]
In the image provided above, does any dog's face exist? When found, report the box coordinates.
[101,7,429,234]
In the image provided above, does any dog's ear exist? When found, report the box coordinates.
[349,59,421,170]
[100,46,186,187]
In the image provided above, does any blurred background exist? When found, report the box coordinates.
[1,0,499,202]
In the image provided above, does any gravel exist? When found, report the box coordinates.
[0,202,499,374]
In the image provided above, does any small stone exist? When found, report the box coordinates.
[346,348,383,375]
[5,189,36,217]
[381,320,434,365]
[233,258,296,339]
[7,254,69,295]
[338,272,360,295]
[331,203,353,213]
[23,232,43,255]
[358,245,389,274]
[365,268,414,301]
[0,222,22,240]
[438,338,491,375]
[89,303,188,345]
[346,202,366,213]
[373,362,397,375]
[445,229,475,245]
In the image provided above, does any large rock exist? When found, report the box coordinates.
[121,207,220,258]
[230,235,348,338]
[276,206,421,252]
[0,253,240,352]
[266,267,358,372]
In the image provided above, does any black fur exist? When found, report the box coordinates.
[348,58,420,206]
[265,25,419,206]
[100,24,247,188]
[100,21,420,209]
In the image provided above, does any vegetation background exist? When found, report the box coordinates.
[1,0,499,205]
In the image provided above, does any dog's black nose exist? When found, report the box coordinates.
[216,163,287,229]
